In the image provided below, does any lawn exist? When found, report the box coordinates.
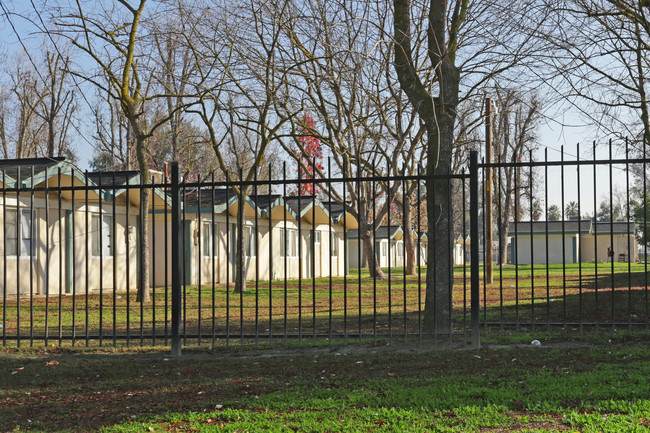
[2,343,650,431]
[1,262,648,347]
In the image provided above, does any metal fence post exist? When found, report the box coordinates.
[170,162,182,357]
[469,151,480,348]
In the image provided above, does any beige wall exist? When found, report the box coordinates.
[580,234,638,263]
[175,216,348,286]
[0,194,139,296]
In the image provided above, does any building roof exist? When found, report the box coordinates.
[592,222,636,235]
[87,170,140,187]
[509,220,592,235]
[348,225,403,240]
[0,157,65,184]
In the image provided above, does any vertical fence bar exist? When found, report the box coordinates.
[2,171,5,346]
[417,166,422,343]
[297,165,303,345]
[577,144,583,334]
[357,169,362,344]
[447,169,453,342]
[593,141,600,334]
[402,173,407,342]
[57,168,62,346]
[237,169,244,346]
[39,170,47,346]
[625,139,632,334]
[182,177,188,345]
[225,177,231,345]
[498,155,504,333]
[387,163,392,342]
[139,175,145,346]
[126,175,131,346]
[642,141,650,335]
[470,151,480,348]
[71,168,77,346]
[481,158,487,333]
[170,162,182,357]
[560,146,567,334]
[462,169,468,339]
[254,168,259,345]
[268,164,273,342]
[16,170,20,348]
[98,172,104,347]
[164,172,169,345]
[372,161,377,343]
[327,159,333,344]
[529,151,535,334]
[29,167,34,346]
[152,175,157,346]
[282,163,287,342]
[341,167,349,344]
[312,160,317,343]
[84,171,89,346]
[111,172,117,347]
[513,157,519,332]
[431,165,438,344]
[211,172,216,346]
[198,176,203,346]
[609,139,615,332]
[544,149,551,333]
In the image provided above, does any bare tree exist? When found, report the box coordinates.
[186,0,300,292]
[392,0,543,332]
[540,0,650,147]
[35,50,76,159]
[7,57,45,158]
[52,0,194,301]
[491,87,543,264]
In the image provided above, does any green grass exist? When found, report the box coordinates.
[3,343,650,431]
[1,262,648,347]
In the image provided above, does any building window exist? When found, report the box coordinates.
[280,228,299,257]
[381,241,387,257]
[315,231,321,243]
[397,241,404,257]
[202,222,219,257]
[92,214,113,257]
[331,232,339,257]
[245,226,256,257]
[6,209,36,258]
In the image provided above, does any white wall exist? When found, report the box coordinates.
[513,233,579,265]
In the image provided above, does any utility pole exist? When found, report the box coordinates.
[485,98,494,284]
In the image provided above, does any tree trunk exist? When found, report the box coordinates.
[403,194,417,275]
[423,129,454,335]
[135,135,150,303]
[358,216,387,280]
[235,192,247,293]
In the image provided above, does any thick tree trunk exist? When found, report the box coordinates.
[135,136,150,303]
[235,192,247,293]
[403,195,417,275]
[393,0,464,336]
[423,130,454,335]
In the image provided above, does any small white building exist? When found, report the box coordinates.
[509,220,638,265]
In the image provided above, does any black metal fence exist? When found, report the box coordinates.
[0,144,649,350]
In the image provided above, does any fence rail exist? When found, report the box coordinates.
[0,144,648,350]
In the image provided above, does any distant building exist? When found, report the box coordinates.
[509,220,637,264]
